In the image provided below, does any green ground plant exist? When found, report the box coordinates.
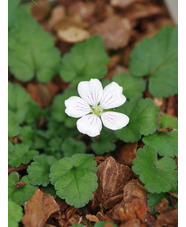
[8,1,178,226]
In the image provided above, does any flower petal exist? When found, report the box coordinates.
[78,79,103,107]
[65,96,91,118]
[76,114,102,137]
[100,82,126,109]
[101,111,129,130]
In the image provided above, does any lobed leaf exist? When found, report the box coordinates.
[8,144,38,167]
[115,98,160,142]
[27,155,56,187]
[129,26,178,97]
[143,131,178,158]
[8,172,38,206]
[59,35,109,85]
[142,115,178,158]
[50,154,98,208]
[8,15,60,82]
[8,200,23,227]
[113,73,146,100]
[132,146,178,193]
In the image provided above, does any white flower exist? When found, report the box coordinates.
[65,79,129,137]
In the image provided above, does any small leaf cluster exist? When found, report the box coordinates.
[132,115,178,212]
[129,26,178,98]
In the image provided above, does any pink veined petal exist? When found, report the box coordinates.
[78,79,103,107]
[100,82,126,109]
[101,111,129,130]
[76,114,102,137]
[65,96,91,118]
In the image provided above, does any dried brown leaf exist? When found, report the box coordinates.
[48,6,66,30]
[68,1,96,25]
[90,17,132,50]
[119,219,142,227]
[124,3,164,20]
[22,189,60,227]
[96,212,113,222]
[86,214,99,223]
[115,143,137,165]
[156,208,178,227]
[57,26,90,43]
[123,179,147,204]
[110,0,138,9]
[94,156,133,209]
[31,0,51,22]
[155,198,169,213]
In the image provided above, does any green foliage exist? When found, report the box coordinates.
[50,154,98,208]
[143,131,178,158]
[8,172,38,206]
[132,146,178,193]
[113,73,146,99]
[160,115,178,129]
[62,138,86,157]
[94,222,117,227]
[8,15,60,82]
[129,26,178,97]
[115,98,160,142]
[59,35,109,85]
[8,144,38,167]
[91,128,117,155]
[8,110,20,138]
[147,192,169,214]
[8,82,33,124]
[8,200,23,227]
[27,155,56,186]
[51,88,78,126]
[71,225,84,227]
[8,0,30,29]
[143,115,178,157]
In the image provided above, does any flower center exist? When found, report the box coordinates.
[92,105,103,117]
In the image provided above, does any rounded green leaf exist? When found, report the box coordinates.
[113,73,146,99]
[115,98,160,142]
[59,35,109,85]
[27,155,56,186]
[50,154,98,208]
[132,146,178,193]
[8,200,23,227]
[8,172,38,206]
